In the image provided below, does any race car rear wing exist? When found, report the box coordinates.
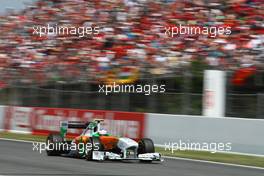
[60,121,89,137]
[59,119,104,137]
[68,121,89,129]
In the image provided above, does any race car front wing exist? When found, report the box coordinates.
[92,151,163,162]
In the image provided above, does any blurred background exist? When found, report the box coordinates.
[0,0,263,118]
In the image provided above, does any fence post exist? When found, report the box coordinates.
[52,83,61,107]
[256,93,264,118]
[147,77,157,113]
[182,70,191,114]
[225,71,232,117]
[11,87,20,106]
[121,93,129,111]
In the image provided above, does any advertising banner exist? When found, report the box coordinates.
[0,106,5,131]
[4,106,32,133]
[203,70,226,117]
[3,106,145,139]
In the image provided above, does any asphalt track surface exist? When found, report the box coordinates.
[0,140,263,176]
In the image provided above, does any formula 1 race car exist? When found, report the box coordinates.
[46,119,162,162]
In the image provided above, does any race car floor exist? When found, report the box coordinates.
[0,140,263,176]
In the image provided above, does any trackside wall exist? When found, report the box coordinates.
[145,113,264,156]
[1,105,264,156]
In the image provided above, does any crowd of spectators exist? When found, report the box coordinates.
[0,0,263,86]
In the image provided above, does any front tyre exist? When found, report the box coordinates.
[138,138,155,154]
[138,138,155,163]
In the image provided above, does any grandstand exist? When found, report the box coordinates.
[0,0,263,118]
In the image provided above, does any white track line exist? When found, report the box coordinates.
[163,156,264,170]
[155,144,264,158]
[0,138,264,170]
[0,138,43,144]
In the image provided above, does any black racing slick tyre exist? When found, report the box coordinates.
[138,138,155,163]
[85,137,103,161]
[46,133,64,156]
[138,138,155,154]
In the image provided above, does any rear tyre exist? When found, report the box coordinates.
[85,137,103,161]
[46,133,64,156]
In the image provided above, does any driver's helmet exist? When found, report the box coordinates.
[98,129,107,135]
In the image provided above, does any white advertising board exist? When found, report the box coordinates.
[203,70,226,117]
